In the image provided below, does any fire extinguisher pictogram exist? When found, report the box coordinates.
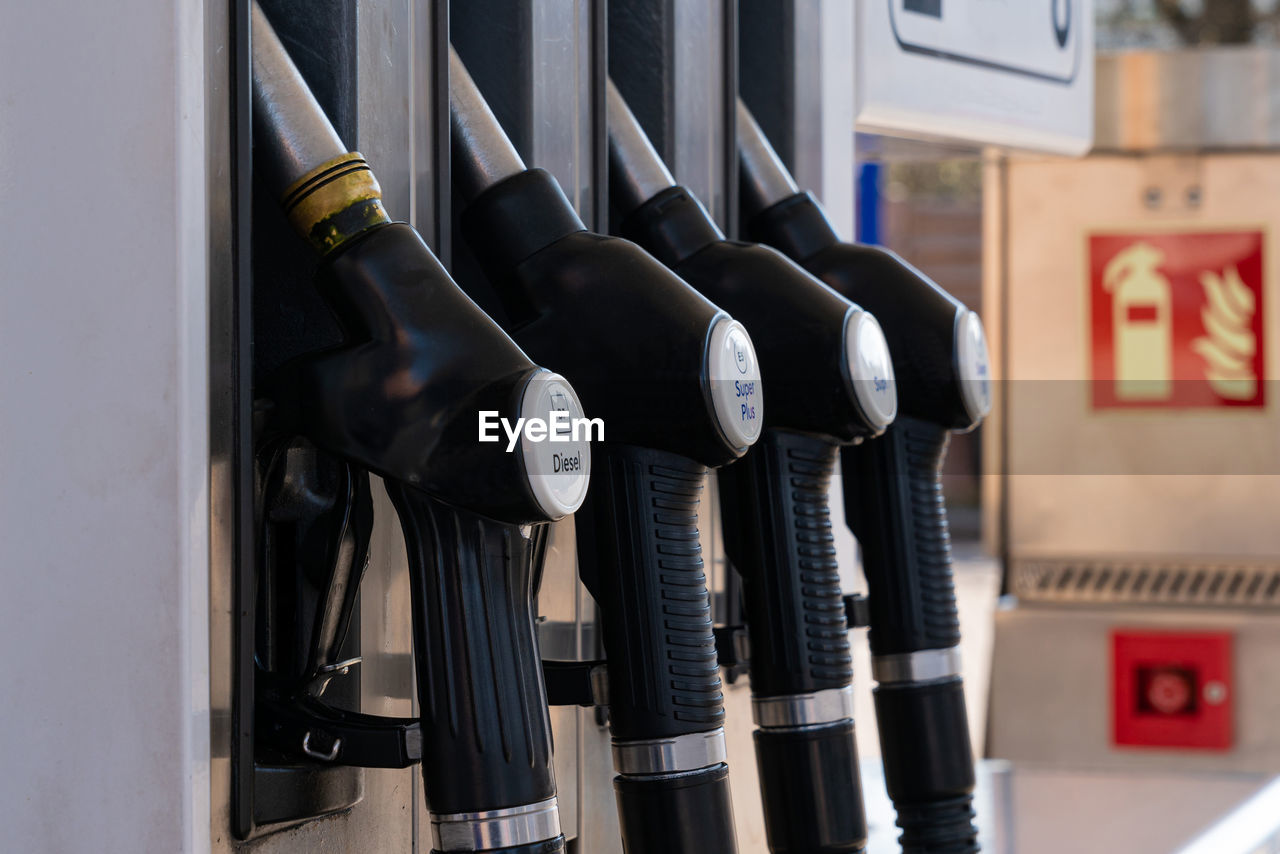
[1103,242,1172,402]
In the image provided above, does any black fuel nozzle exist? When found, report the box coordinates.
[252,6,589,850]
[606,80,900,854]
[451,49,761,854]
[738,99,992,854]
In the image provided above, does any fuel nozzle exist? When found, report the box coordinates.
[608,79,895,442]
[252,6,589,850]
[738,98,991,854]
[451,49,760,854]
[738,100,990,431]
[607,79,899,854]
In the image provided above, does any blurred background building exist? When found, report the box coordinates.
[1098,0,1280,48]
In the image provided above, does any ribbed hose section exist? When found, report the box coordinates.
[875,678,977,854]
[896,797,978,854]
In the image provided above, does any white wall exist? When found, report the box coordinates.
[0,1,209,850]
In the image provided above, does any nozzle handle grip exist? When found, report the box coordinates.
[575,444,725,741]
[386,484,559,831]
[842,418,960,656]
[718,429,852,696]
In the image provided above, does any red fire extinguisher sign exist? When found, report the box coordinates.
[1089,230,1266,409]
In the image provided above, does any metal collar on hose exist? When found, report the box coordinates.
[432,798,563,852]
[752,685,856,730]
[613,728,729,777]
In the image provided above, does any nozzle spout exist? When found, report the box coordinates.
[605,78,677,217]
[736,99,800,219]
[250,2,348,196]
[449,47,528,202]
[250,2,388,254]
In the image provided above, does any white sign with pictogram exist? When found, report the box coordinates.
[855,0,1094,154]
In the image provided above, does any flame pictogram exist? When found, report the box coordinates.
[1192,265,1257,400]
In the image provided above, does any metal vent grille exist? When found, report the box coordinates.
[1012,559,1280,609]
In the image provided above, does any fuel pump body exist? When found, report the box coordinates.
[39,0,865,851]
[214,1,451,848]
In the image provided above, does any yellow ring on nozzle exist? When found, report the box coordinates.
[282,152,391,254]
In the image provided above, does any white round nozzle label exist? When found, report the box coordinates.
[956,310,993,424]
[518,372,592,519]
[706,317,764,450]
[844,309,898,432]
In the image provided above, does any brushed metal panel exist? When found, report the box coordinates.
[722,679,768,851]
[209,0,239,842]
[530,0,598,221]
[356,2,425,845]
[358,0,412,221]
[673,0,728,225]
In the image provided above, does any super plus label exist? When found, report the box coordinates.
[708,318,763,447]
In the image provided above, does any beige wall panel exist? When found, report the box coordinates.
[1002,154,1280,562]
